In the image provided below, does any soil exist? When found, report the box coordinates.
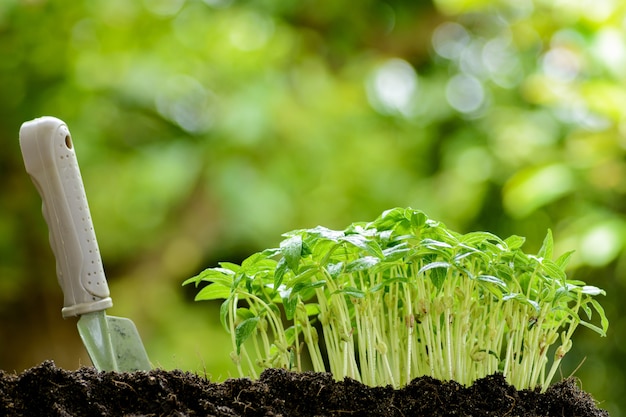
[0,361,608,417]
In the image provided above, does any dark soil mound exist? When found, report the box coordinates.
[0,361,608,416]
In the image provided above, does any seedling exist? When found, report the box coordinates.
[185,207,608,391]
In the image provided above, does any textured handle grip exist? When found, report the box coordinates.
[19,116,112,318]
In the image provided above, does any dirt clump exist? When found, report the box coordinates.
[0,361,608,416]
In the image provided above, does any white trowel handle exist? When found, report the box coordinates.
[19,116,113,318]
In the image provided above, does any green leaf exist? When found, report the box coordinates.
[422,239,453,249]
[182,275,200,286]
[370,276,409,293]
[305,303,321,317]
[491,263,515,284]
[326,262,344,278]
[289,281,325,306]
[235,316,259,354]
[504,235,526,250]
[292,280,326,294]
[460,231,504,247]
[540,259,566,281]
[554,250,575,269]
[288,265,320,287]
[409,209,428,230]
[477,275,507,288]
[205,269,237,286]
[218,262,242,273]
[274,257,289,289]
[418,261,451,275]
[283,295,299,320]
[452,249,478,265]
[578,320,607,336]
[538,229,554,260]
[305,225,344,241]
[476,275,508,297]
[565,279,587,286]
[340,286,366,298]
[183,267,235,287]
[589,298,609,335]
[233,271,246,289]
[242,252,267,269]
[281,234,303,272]
[419,261,450,291]
[553,283,578,303]
[219,298,231,332]
[373,207,408,231]
[236,308,256,321]
[284,325,296,345]
[261,247,282,258]
[345,256,380,272]
[340,234,384,258]
[381,242,410,261]
[581,285,605,296]
[194,282,232,301]
[241,254,276,280]
[502,293,540,313]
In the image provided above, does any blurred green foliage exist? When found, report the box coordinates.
[1,0,625,414]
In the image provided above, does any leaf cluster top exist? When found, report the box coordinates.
[192,207,606,330]
[186,207,608,389]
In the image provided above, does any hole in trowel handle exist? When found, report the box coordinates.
[64,134,73,149]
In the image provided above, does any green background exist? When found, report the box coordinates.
[1,0,624,414]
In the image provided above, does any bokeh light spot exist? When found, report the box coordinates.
[455,147,492,182]
[203,0,234,8]
[482,36,523,88]
[229,11,274,51]
[445,73,484,114]
[432,22,471,60]
[367,58,418,117]
[542,47,581,82]
[155,74,217,134]
[580,222,624,267]
[593,27,626,77]
[143,0,186,17]
[503,164,575,218]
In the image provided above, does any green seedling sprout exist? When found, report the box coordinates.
[184,207,608,391]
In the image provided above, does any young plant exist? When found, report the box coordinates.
[184,207,608,391]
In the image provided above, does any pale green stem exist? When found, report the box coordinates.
[414,275,436,378]
[443,308,450,380]
[240,344,258,379]
[293,321,302,371]
[358,272,377,385]
[228,295,244,377]
[501,302,516,380]
[246,293,291,367]
[404,283,413,384]
[381,349,396,387]
[251,324,267,368]
[388,280,401,382]
[542,295,582,392]
[300,314,325,372]
[354,300,371,384]
[257,320,272,360]
[315,285,340,375]
[247,293,286,343]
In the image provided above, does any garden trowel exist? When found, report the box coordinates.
[19,116,151,372]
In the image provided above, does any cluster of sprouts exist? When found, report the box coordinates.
[185,207,607,391]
